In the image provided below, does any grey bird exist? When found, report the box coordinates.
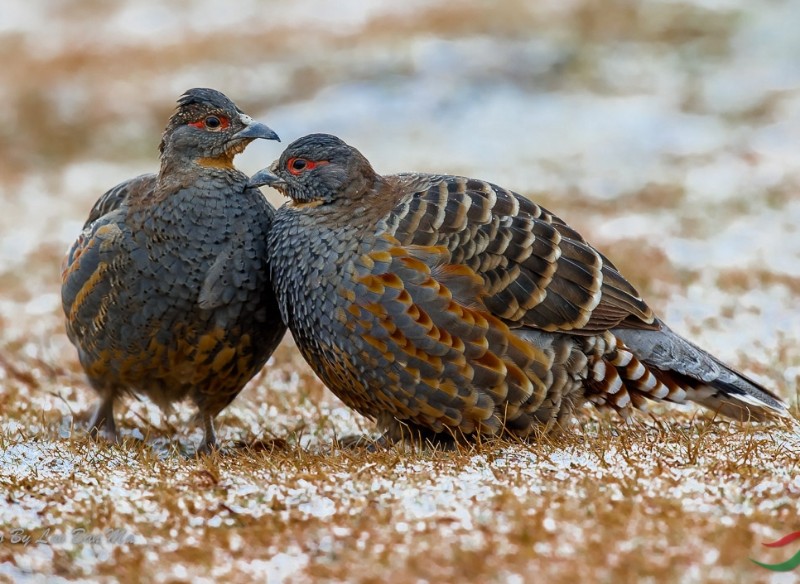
[62,88,287,453]
[250,133,789,445]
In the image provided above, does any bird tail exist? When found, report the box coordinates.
[613,322,790,421]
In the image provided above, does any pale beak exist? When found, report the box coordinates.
[232,115,280,142]
[248,168,286,188]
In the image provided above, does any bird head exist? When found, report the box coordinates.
[248,133,376,205]
[159,88,279,170]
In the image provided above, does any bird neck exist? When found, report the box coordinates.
[124,158,244,210]
[158,153,236,177]
[312,174,397,228]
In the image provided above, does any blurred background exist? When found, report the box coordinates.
[1,0,798,411]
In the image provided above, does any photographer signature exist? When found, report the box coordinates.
[0,527,135,546]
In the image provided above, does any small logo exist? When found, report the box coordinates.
[751,531,800,572]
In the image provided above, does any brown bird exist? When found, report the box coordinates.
[250,133,789,445]
[61,88,287,453]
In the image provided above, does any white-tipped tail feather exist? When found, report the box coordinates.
[614,322,789,421]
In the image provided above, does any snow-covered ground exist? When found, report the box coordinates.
[1,0,799,582]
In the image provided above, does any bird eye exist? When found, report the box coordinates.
[188,115,229,131]
[286,157,329,175]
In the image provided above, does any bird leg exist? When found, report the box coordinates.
[380,416,461,451]
[335,433,394,451]
[88,396,117,443]
[337,417,461,452]
[196,413,218,455]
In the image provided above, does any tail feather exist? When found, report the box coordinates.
[613,322,789,421]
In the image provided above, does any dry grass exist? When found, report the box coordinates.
[1,219,798,583]
[1,372,798,583]
[2,1,800,582]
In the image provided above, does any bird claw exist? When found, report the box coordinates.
[335,433,392,452]
[193,440,220,457]
[87,398,119,445]
[88,424,120,445]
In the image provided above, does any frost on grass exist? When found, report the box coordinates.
[2,0,800,582]
[1,418,798,582]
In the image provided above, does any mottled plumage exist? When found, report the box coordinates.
[252,133,788,444]
[62,88,287,452]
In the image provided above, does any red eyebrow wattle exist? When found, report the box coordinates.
[287,158,330,175]
[189,116,230,130]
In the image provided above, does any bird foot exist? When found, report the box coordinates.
[335,433,392,452]
[194,440,221,457]
[87,398,119,445]
[192,414,220,457]
[88,424,120,445]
